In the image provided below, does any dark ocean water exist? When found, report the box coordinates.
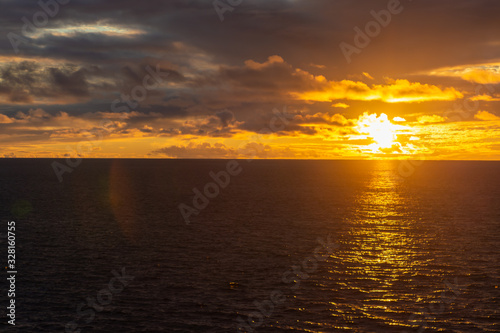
[0,159,499,332]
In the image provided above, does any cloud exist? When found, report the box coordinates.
[49,67,89,97]
[0,61,90,104]
[470,94,500,101]
[292,112,351,126]
[426,63,500,84]
[332,103,349,108]
[163,113,243,138]
[417,115,447,124]
[193,56,463,109]
[151,142,237,159]
[0,114,14,124]
[474,111,500,121]
[462,69,500,84]
[362,72,374,80]
[140,125,153,133]
[309,63,326,69]
[151,141,320,159]
[292,78,463,103]
[215,109,235,128]
[379,143,404,154]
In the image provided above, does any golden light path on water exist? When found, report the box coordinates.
[341,162,418,329]
[286,161,441,331]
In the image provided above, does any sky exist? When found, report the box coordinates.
[1,0,500,159]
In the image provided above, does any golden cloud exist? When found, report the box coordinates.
[332,102,350,108]
[292,78,463,103]
[362,72,374,80]
[426,63,500,84]
[461,69,500,84]
[474,111,500,121]
[470,94,500,101]
[417,115,447,124]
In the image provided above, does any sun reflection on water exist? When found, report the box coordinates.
[324,161,430,330]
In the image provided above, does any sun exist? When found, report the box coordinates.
[356,113,399,152]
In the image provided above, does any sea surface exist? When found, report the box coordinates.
[0,159,499,332]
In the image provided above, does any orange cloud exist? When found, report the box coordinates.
[332,102,350,108]
[462,69,500,84]
[426,63,500,84]
[244,55,285,70]
[417,115,447,124]
[470,94,500,101]
[292,78,463,103]
[474,111,500,121]
[293,112,350,126]
[0,114,14,124]
[362,72,374,80]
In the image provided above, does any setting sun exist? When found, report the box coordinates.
[356,113,404,153]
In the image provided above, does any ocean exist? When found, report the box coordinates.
[0,159,498,332]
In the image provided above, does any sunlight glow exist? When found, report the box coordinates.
[357,113,397,150]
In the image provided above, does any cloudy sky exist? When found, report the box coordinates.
[1,0,500,159]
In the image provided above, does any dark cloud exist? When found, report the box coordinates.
[49,67,88,96]
[215,109,234,128]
